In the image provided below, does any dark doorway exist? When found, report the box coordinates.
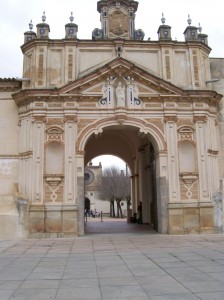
[85,197,90,211]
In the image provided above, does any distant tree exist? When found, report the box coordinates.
[99,166,131,218]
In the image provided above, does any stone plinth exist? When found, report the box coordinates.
[168,202,214,234]
[29,204,78,238]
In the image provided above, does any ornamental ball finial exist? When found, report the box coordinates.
[42,11,46,23]
[187,14,192,26]
[161,13,165,25]
[29,20,33,31]
[70,12,74,23]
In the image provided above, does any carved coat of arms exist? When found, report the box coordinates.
[109,11,128,36]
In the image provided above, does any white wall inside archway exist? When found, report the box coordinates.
[92,155,127,171]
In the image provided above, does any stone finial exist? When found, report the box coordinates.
[29,20,33,31]
[198,23,202,33]
[24,19,36,43]
[161,13,165,25]
[36,11,50,39]
[187,14,192,26]
[42,11,46,23]
[65,12,78,39]
[69,12,74,23]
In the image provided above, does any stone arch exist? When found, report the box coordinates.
[76,116,166,153]
[76,115,169,236]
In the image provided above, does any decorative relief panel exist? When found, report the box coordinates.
[44,180,64,203]
[178,126,195,143]
[108,10,129,38]
[180,177,198,200]
[46,126,64,142]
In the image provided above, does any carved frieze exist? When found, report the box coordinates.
[32,116,47,123]
[47,118,64,125]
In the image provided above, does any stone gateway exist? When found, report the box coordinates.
[0,0,224,238]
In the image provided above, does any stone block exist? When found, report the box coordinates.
[30,211,44,219]
[200,207,214,229]
[183,208,199,233]
[183,216,199,232]
[63,210,77,218]
[29,218,44,233]
[63,218,77,233]
[45,217,62,232]
[46,211,61,219]
[169,208,184,234]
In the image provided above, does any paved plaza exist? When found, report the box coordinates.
[0,219,224,299]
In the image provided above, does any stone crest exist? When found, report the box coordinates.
[109,11,128,36]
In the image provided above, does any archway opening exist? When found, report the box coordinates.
[83,124,161,235]
[85,197,91,211]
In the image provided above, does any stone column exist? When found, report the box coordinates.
[207,118,219,194]
[32,117,45,203]
[76,152,85,236]
[156,151,169,234]
[164,116,180,202]
[194,116,209,201]
[64,116,77,203]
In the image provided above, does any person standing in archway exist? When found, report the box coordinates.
[137,201,142,224]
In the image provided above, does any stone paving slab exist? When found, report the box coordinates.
[0,220,224,299]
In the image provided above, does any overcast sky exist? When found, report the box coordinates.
[0,0,223,78]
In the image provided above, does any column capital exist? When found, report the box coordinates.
[64,115,78,123]
[164,116,178,123]
[193,116,207,123]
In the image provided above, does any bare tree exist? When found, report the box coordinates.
[99,166,131,218]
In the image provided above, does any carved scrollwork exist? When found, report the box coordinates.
[99,97,108,105]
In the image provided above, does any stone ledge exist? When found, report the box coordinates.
[168,201,213,209]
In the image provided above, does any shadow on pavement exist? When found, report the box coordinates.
[84,217,157,236]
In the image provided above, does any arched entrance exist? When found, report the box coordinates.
[85,197,90,211]
[76,118,168,236]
